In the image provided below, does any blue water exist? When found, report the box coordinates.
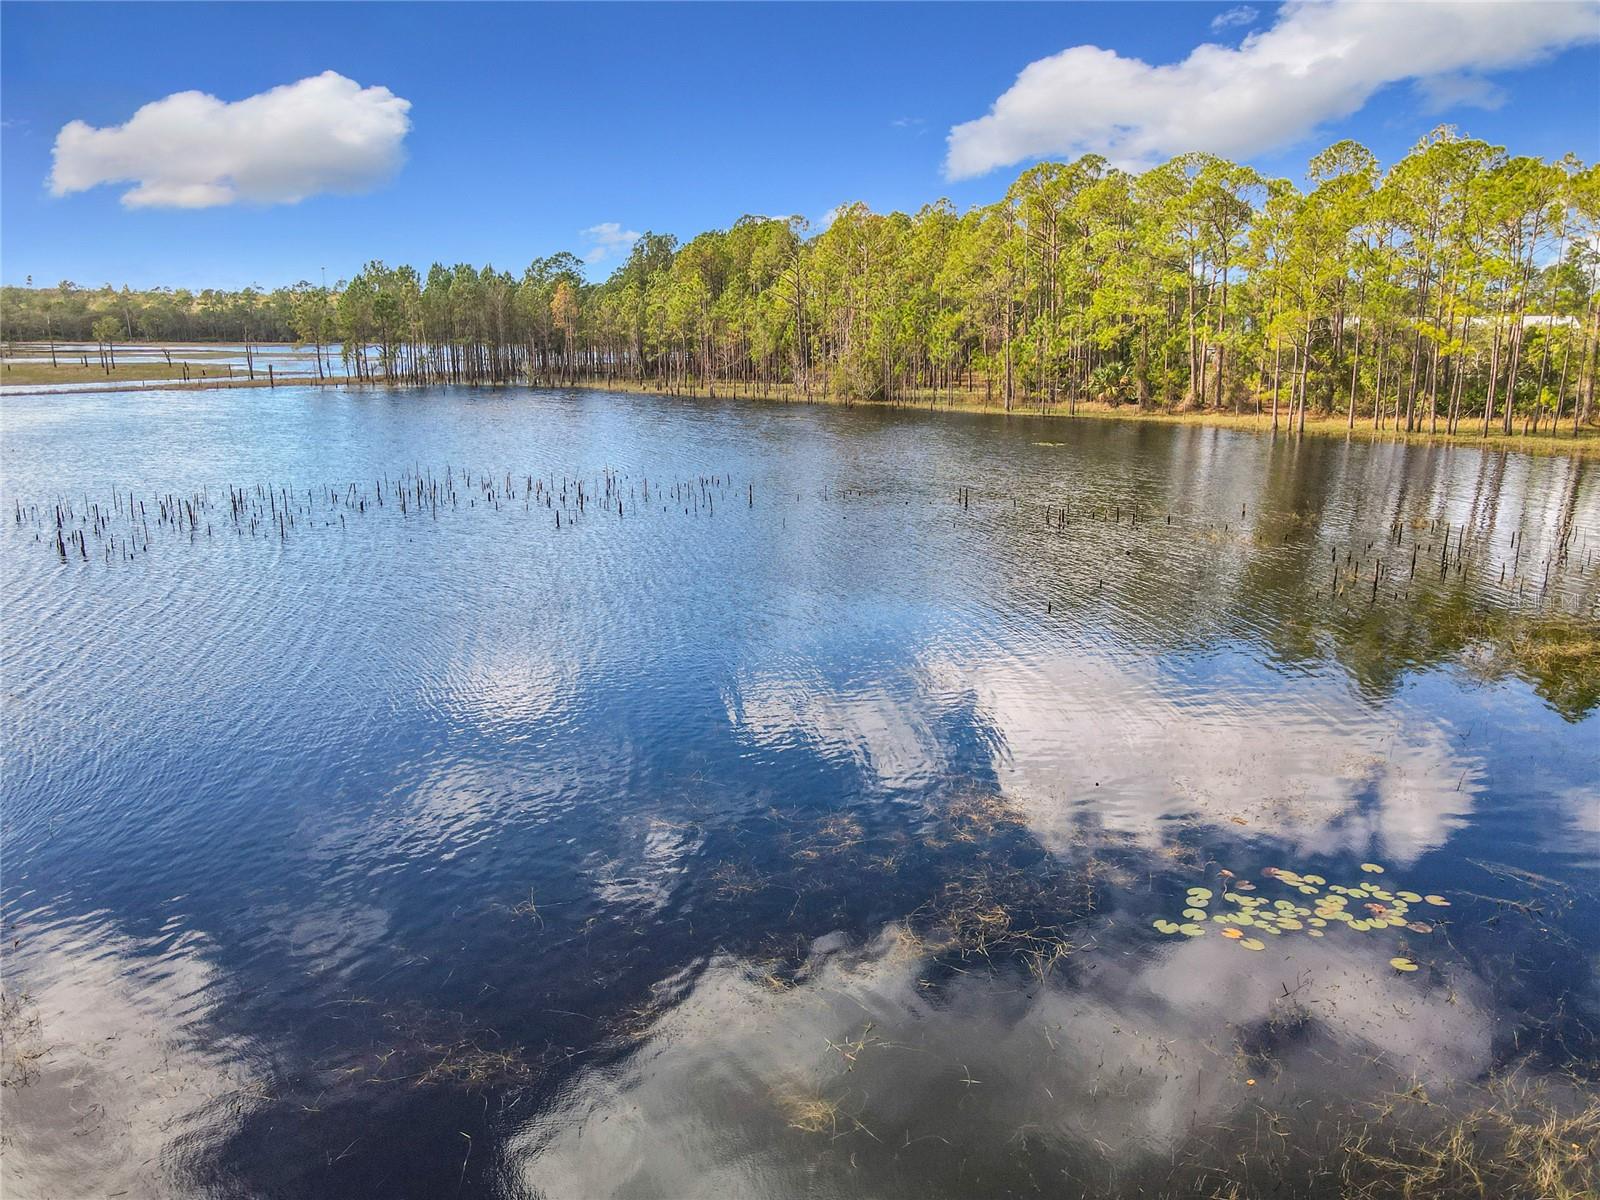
[3,385,1597,1198]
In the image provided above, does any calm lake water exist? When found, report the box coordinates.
[3,385,1598,1199]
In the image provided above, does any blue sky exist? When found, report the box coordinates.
[3,1,1597,291]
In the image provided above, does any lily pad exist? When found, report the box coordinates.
[1360,863,1385,873]
[1423,895,1451,907]
[1178,923,1205,937]
[1183,908,1208,920]
[1221,928,1244,940]
[1390,957,1419,972]
[1239,938,1265,951]
[1398,891,1422,903]
[1406,921,1433,934]
[1153,919,1180,934]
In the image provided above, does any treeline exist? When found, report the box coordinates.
[1,281,303,345]
[4,128,1598,435]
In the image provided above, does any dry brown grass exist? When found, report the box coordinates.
[1336,1072,1600,1200]
[774,1088,846,1136]
[790,812,866,862]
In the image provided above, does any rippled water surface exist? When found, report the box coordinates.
[4,385,1598,1199]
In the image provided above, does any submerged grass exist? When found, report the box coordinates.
[0,987,46,1089]
[1335,1071,1600,1200]
[587,787,1598,1198]
[1463,613,1600,720]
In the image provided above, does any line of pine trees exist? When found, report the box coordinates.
[4,129,1598,435]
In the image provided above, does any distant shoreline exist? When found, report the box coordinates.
[4,368,1596,459]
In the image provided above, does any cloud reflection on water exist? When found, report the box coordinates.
[1,912,268,1199]
[726,637,1487,866]
[947,648,1484,865]
[507,916,1498,1198]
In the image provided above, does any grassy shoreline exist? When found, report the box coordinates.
[5,365,1595,457]
[555,376,1600,458]
[1,360,269,387]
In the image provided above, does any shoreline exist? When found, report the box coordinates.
[558,378,1600,459]
[4,369,1596,458]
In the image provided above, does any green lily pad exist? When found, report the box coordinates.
[1239,938,1265,951]
[1390,957,1419,972]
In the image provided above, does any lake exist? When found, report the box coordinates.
[3,384,1597,1199]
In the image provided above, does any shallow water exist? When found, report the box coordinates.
[3,385,1598,1199]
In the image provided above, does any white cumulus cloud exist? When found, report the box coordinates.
[49,70,412,208]
[945,0,1600,178]
[581,221,642,264]
[1210,5,1260,32]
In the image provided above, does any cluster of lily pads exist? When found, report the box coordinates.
[1152,862,1450,970]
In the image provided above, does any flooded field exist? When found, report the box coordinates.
[2,384,1597,1198]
